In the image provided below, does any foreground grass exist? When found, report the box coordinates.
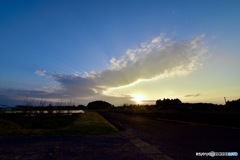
[56,112,118,135]
[0,112,118,136]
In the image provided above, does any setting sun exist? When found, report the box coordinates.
[132,94,144,104]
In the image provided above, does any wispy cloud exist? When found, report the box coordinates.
[35,70,46,76]
[184,93,201,97]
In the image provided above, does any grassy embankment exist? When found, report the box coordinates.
[0,112,118,136]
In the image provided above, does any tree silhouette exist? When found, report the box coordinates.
[226,98,240,110]
[156,98,182,108]
[87,100,113,110]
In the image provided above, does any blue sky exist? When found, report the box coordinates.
[0,0,240,106]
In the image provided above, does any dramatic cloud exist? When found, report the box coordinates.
[51,34,207,102]
[1,34,208,105]
[51,74,97,97]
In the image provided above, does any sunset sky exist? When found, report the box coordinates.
[1,0,240,106]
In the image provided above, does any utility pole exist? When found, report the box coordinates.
[224,97,227,104]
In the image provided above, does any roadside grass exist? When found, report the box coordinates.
[58,112,118,135]
[0,119,28,135]
[0,112,118,136]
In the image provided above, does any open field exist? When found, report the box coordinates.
[0,112,118,136]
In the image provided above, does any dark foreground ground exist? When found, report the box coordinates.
[0,134,148,160]
[101,112,240,160]
[1,112,240,160]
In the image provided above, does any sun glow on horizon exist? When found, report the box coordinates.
[132,94,145,104]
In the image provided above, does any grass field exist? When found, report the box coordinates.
[0,112,118,136]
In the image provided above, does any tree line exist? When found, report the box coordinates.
[1,98,240,113]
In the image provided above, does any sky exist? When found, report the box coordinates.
[0,0,240,106]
